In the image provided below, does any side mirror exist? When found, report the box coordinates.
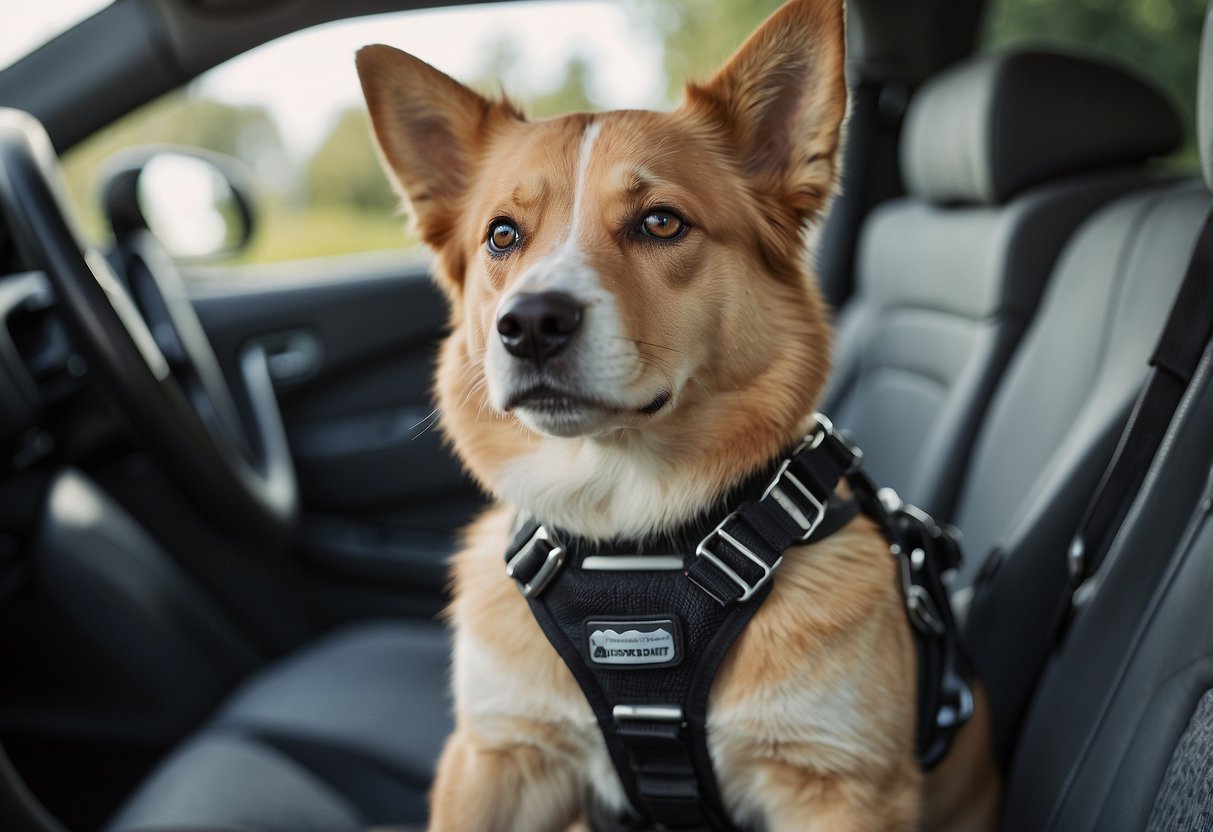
[100,146,255,260]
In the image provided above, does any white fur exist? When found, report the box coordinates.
[495,434,723,540]
[453,629,631,811]
[566,120,603,242]
[455,632,594,727]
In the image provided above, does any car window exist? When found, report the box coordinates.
[61,2,657,265]
[984,0,1206,170]
[62,0,782,268]
[0,0,111,72]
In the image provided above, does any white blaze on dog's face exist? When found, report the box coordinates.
[357,0,847,528]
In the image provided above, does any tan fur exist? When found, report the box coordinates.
[357,1,999,829]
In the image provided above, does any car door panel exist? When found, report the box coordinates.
[187,253,485,587]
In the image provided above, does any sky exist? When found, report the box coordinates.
[3,1,670,158]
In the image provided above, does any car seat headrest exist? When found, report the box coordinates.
[902,50,1182,206]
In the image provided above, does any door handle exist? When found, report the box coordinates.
[252,330,323,386]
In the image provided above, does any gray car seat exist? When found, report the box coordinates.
[1004,271,1213,832]
[101,52,1187,832]
[823,50,1179,519]
[957,173,1212,757]
[992,6,1213,828]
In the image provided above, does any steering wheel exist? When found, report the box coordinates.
[0,108,298,548]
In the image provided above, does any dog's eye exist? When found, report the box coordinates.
[638,210,686,241]
[487,220,520,254]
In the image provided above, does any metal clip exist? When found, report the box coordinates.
[898,551,946,637]
[690,511,782,604]
[505,525,565,598]
[1067,536,1085,581]
[811,412,864,470]
[936,672,975,729]
[906,585,946,636]
[762,457,828,540]
[613,704,684,723]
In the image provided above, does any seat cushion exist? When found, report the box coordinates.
[958,181,1211,758]
[1146,690,1213,832]
[998,10,1213,818]
[215,620,452,786]
[107,733,365,832]
[106,620,451,831]
[1004,352,1213,831]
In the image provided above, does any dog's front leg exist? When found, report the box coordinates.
[428,724,584,832]
[752,763,921,832]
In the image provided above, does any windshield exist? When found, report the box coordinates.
[0,0,112,72]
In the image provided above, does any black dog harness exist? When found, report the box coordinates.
[504,414,973,831]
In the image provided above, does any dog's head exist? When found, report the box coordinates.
[358,0,847,536]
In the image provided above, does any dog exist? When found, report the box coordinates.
[357,1,999,828]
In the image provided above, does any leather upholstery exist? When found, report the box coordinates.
[824,51,1181,520]
[902,51,1181,206]
[826,171,1160,518]
[108,733,365,832]
[960,181,1211,758]
[955,9,1213,825]
[1004,338,1213,831]
[106,621,450,831]
[214,621,451,788]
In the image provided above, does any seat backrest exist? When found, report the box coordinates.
[992,8,1213,828]
[956,175,1211,757]
[949,48,1211,768]
[1003,299,1213,832]
[824,50,1180,520]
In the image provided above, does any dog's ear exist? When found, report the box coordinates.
[687,0,847,218]
[356,45,520,253]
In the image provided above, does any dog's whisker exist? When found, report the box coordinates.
[458,378,490,411]
[637,355,673,382]
[408,407,441,431]
[408,408,444,440]
[410,418,441,441]
[452,363,480,381]
[614,336,691,358]
[451,352,487,381]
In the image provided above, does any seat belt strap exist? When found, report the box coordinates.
[1054,209,1213,643]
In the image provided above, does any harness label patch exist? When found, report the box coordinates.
[585,618,681,668]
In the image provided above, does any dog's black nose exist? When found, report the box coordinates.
[496,292,583,363]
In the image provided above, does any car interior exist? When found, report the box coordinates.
[0,0,1212,830]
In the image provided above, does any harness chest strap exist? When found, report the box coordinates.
[503,415,972,831]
